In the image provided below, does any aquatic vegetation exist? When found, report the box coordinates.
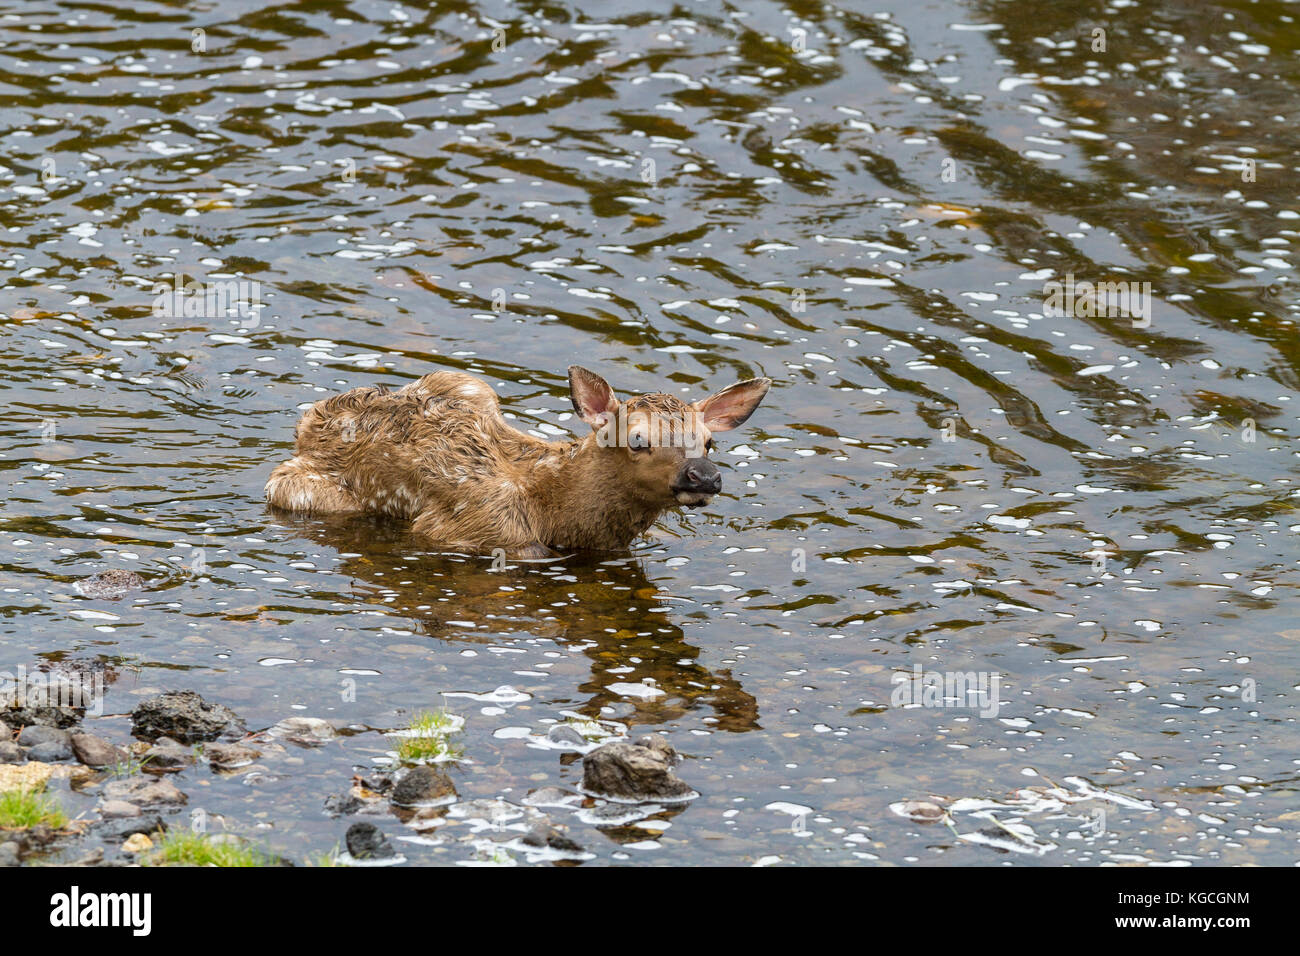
[389,710,464,764]
[144,831,277,867]
[0,785,69,830]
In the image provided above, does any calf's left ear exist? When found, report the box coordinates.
[695,377,771,432]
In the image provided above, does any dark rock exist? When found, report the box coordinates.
[2,680,84,729]
[205,742,259,770]
[16,725,70,749]
[582,739,695,803]
[521,824,584,854]
[70,733,126,769]
[324,792,364,817]
[0,702,80,729]
[546,725,588,748]
[142,737,194,772]
[102,776,186,808]
[95,814,166,844]
[74,569,145,600]
[390,766,457,808]
[0,741,22,764]
[0,842,19,867]
[345,822,395,860]
[130,690,243,743]
[26,740,73,762]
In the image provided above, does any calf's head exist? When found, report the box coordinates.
[568,366,771,509]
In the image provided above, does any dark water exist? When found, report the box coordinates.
[2,0,1297,865]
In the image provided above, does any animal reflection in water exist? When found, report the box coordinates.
[277,514,760,734]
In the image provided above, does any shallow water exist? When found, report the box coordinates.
[2,0,1298,865]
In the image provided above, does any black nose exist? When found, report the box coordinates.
[680,458,721,493]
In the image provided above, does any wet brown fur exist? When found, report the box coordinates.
[265,369,770,555]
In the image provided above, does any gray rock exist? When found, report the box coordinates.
[390,766,457,808]
[102,776,186,808]
[0,741,22,764]
[345,822,395,860]
[74,569,145,600]
[71,733,126,769]
[142,737,194,772]
[581,739,695,803]
[95,814,165,843]
[635,733,679,764]
[17,725,70,748]
[546,725,588,748]
[266,717,336,747]
[0,719,10,740]
[26,740,73,762]
[521,823,584,854]
[522,786,583,809]
[205,742,259,770]
[98,800,143,820]
[324,792,364,817]
[0,842,19,867]
[130,690,243,743]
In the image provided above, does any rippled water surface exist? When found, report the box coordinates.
[2,0,1299,865]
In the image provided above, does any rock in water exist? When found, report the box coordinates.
[131,690,244,743]
[266,717,336,746]
[521,824,584,854]
[102,776,186,808]
[17,725,70,749]
[26,740,73,762]
[121,833,153,854]
[142,737,195,772]
[74,570,145,600]
[205,742,260,770]
[70,733,126,769]
[582,739,696,803]
[546,724,588,749]
[98,800,142,820]
[345,822,395,860]
[390,766,457,808]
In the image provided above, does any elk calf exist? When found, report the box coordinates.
[266,367,770,555]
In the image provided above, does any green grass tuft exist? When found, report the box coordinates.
[144,830,277,867]
[0,786,69,830]
[391,709,463,764]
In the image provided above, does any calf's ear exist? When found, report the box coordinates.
[568,366,619,428]
[696,378,771,432]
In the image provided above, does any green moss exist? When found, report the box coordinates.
[0,786,68,830]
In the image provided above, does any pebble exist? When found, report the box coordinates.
[121,833,153,854]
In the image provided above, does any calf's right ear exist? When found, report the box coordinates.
[568,366,619,428]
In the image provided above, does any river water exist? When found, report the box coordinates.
[2,0,1297,865]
